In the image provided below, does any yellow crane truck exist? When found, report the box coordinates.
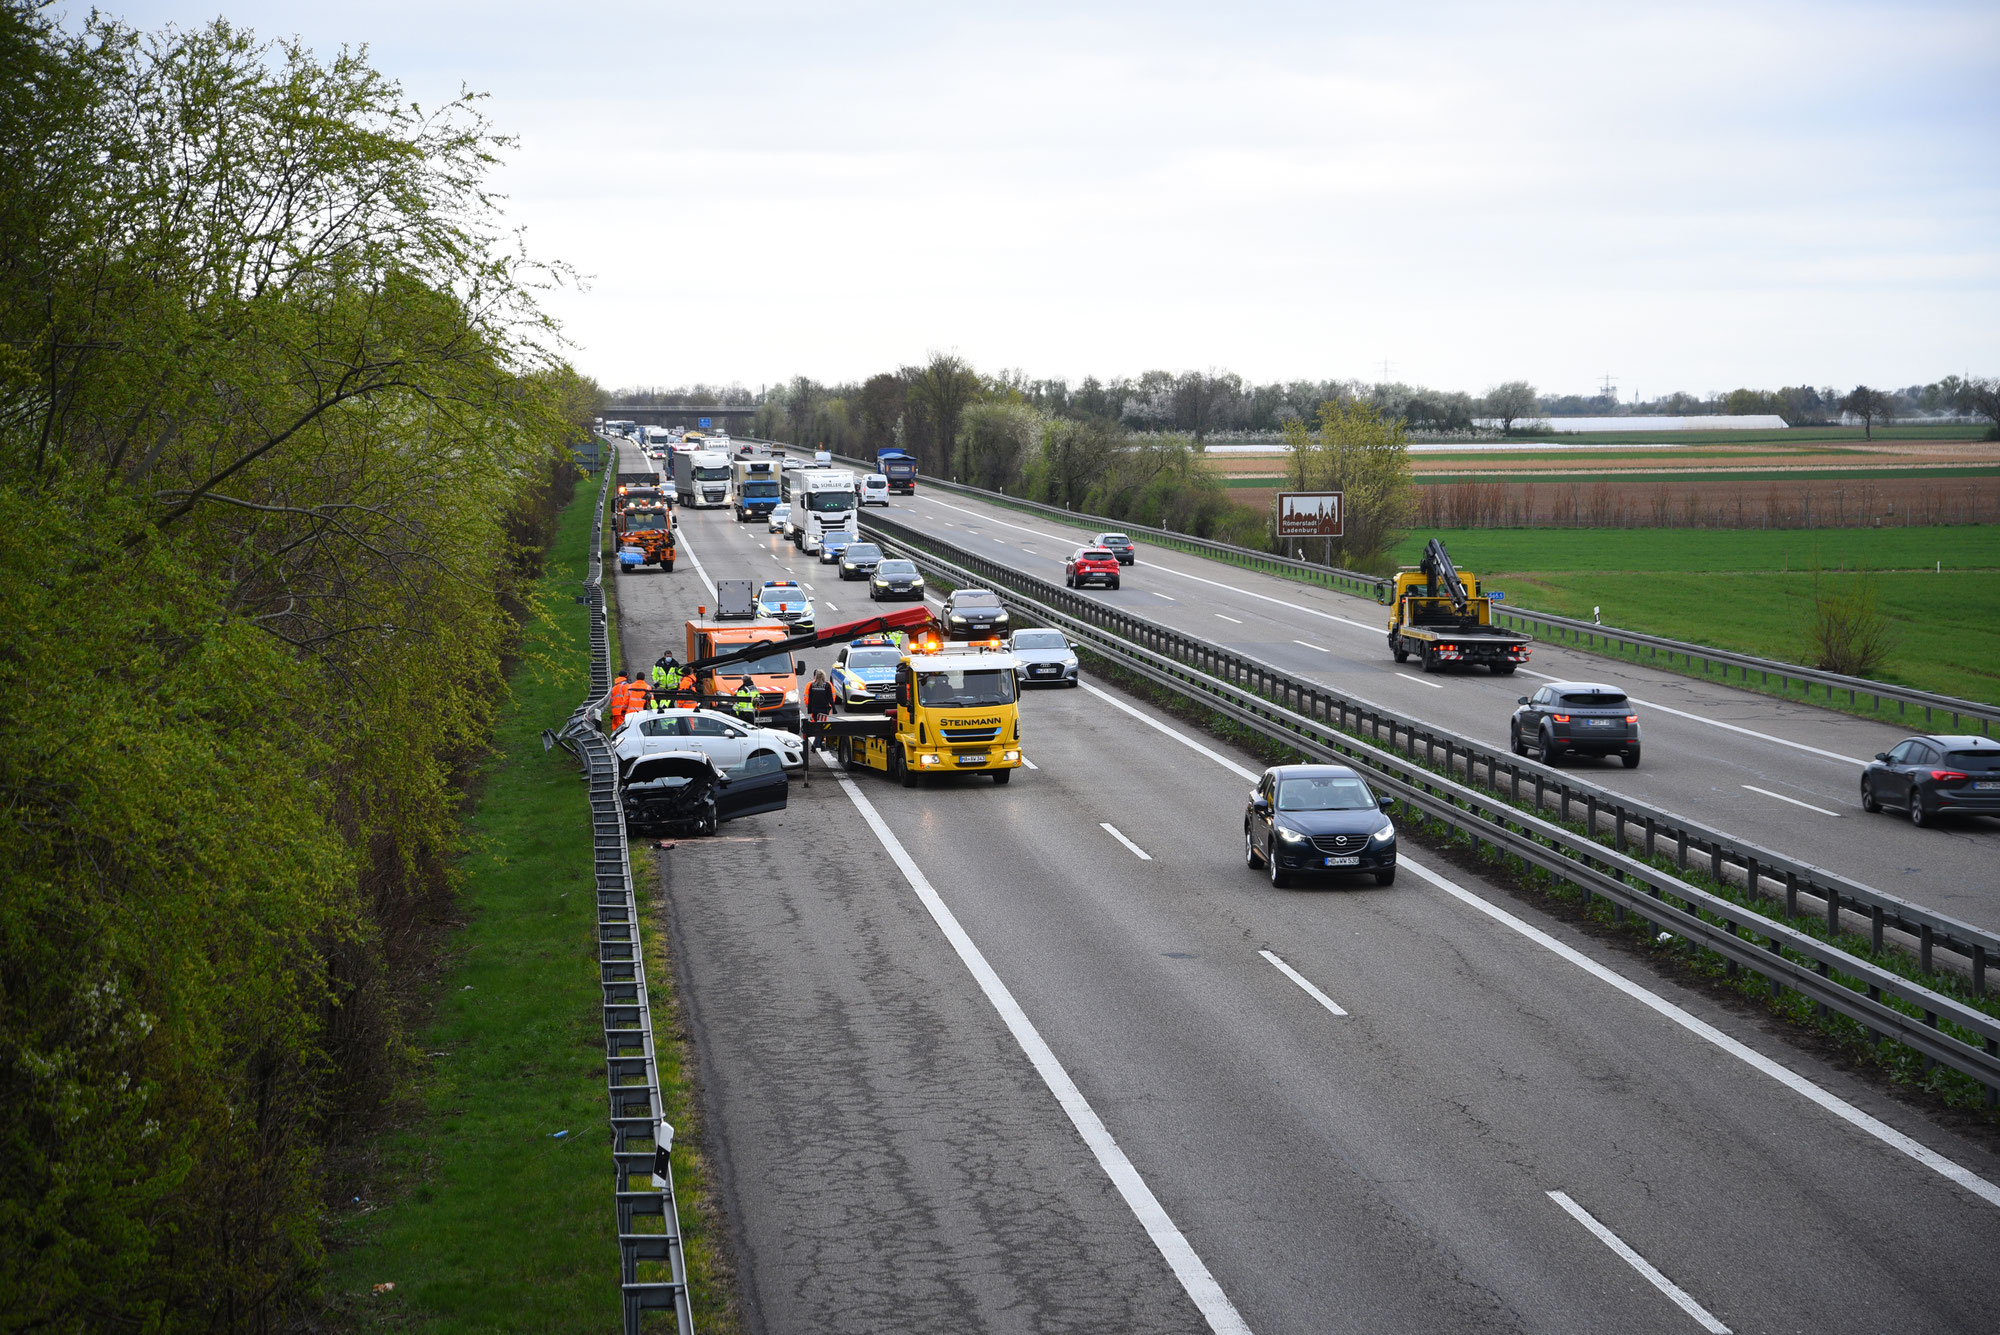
[1383,538,1532,675]
[827,634,1025,785]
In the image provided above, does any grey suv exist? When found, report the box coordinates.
[1511,683,1640,768]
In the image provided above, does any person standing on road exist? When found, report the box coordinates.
[732,680,758,722]
[805,669,835,751]
[605,671,628,731]
[609,669,640,731]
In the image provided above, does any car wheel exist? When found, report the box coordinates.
[1267,840,1289,888]
[1621,747,1641,769]
[1910,797,1929,827]
[1510,723,1526,757]
[1109,578,1120,590]
[1374,865,1397,887]
[1860,779,1880,813]
[1540,727,1561,763]
[1064,572,1074,587]
[1245,825,1262,868]
[993,769,1012,785]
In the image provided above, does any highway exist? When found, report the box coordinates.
[610,441,2000,1335]
[818,471,1998,935]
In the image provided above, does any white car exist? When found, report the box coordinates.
[860,473,890,506]
[614,708,805,773]
[767,503,792,533]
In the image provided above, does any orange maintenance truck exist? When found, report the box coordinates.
[685,616,802,730]
[615,487,676,571]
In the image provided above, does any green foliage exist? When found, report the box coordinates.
[953,400,1041,491]
[0,7,595,1328]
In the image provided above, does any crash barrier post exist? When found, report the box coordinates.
[867,524,2000,1105]
[555,454,695,1334]
[864,516,2000,1092]
[741,435,1999,737]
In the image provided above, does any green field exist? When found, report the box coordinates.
[1502,425,1988,446]
[1405,467,2000,486]
[1389,527,2000,705]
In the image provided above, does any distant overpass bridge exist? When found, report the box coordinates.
[601,403,758,430]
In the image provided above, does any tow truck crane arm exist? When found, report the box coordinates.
[1420,538,1470,616]
[681,604,934,676]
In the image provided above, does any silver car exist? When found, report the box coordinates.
[1008,628,1080,687]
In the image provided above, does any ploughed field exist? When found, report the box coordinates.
[1385,527,2000,707]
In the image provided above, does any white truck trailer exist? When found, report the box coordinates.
[674,448,733,509]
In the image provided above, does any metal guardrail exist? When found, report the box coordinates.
[867,527,2000,1103]
[862,513,2000,994]
[554,460,694,1334]
[762,436,2000,736]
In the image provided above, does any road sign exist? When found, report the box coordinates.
[1275,491,1343,537]
[698,417,712,429]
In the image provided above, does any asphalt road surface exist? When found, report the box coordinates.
[610,442,2000,1335]
[807,467,1997,936]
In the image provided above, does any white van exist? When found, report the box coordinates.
[860,473,890,506]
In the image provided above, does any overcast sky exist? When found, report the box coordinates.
[69,1,2000,397]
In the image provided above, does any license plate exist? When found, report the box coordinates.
[1585,719,1613,727]
[958,754,988,765]
[1327,856,1360,867]
[1976,781,2000,791]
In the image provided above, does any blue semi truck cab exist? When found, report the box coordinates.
[875,449,919,495]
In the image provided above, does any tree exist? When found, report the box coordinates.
[1483,381,1539,434]
[1031,414,1122,508]
[1281,399,1415,570]
[1840,384,1894,439]
[785,375,823,445]
[903,352,981,476]
[1171,370,1241,442]
[1956,377,2000,440]
[954,401,1040,491]
[857,372,905,454]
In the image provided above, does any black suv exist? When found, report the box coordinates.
[941,588,1010,640]
[1861,735,2000,826]
[1512,682,1640,767]
[1094,532,1136,565]
[1245,764,1397,887]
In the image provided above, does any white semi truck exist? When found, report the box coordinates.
[784,467,859,554]
[674,448,733,508]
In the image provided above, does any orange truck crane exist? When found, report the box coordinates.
[614,483,676,572]
[679,605,936,732]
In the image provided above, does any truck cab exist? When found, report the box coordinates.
[831,640,1024,785]
[733,457,781,522]
[685,618,803,730]
[674,448,733,508]
[614,497,675,570]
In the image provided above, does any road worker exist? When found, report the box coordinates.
[607,670,637,731]
[732,680,758,722]
[675,675,699,711]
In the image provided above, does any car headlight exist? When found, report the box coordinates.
[784,689,798,703]
[1276,826,1310,844]
[1063,655,1077,666]
[1370,821,1396,843]
[949,614,966,623]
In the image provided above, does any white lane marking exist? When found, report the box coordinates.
[1517,670,1868,767]
[1397,672,1445,689]
[825,601,838,612]
[1077,680,2000,1213]
[823,758,1251,1333]
[925,496,1069,544]
[1216,614,1243,624]
[1100,822,1154,861]
[1150,591,1175,600]
[1079,681,1259,782]
[1259,950,1348,1017]
[1021,756,1039,770]
[676,531,719,601]
[1547,1191,1731,1333]
[1741,785,1841,817]
[1293,640,1329,653]
[1399,857,2000,1210]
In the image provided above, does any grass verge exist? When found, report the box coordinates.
[318,473,739,1331]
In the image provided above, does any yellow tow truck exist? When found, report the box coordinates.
[1384,538,1533,675]
[828,634,1025,785]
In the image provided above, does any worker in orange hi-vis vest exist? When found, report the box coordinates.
[604,672,629,731]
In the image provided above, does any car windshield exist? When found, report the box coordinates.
[917,668,1016,707]
[844,545,882,561]
[693,464,730,480]
[1100,534,1129,545]
[845,649,900,671]
[772,506,790,517]
[1277,775,1375,811]
[1944,751,2000,772]
[1560,691,1629,707]
[623,513,667,531]
[763,597,806,610]
[726,649,794,675]
[1013,631,1067,650]
[805,490,855,513]
[877,561,917,577]
[953,592,1001,609]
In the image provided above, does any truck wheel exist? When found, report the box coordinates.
[1390,637,1408,663]
[1421,647,1437,673]
[837,737,853,770]
[993,769,1012,785]
[893,746,915,788]
[663,560,674,572]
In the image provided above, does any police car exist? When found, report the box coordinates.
[755,579,815,631]
[829,636,905,712]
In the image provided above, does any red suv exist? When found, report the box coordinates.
[1065,547,1122,590]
